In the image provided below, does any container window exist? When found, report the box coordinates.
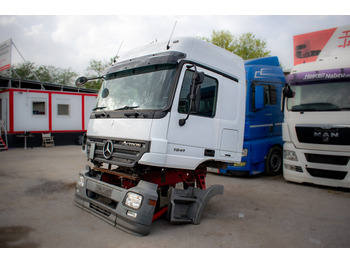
[57,104,70,116]
[33,101,46,115]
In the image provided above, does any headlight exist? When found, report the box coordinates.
[124,192,143,210]
[242,148,248,157]
[76,175,85,188]
[283,150,298,161]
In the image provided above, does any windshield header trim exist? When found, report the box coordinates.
[106,51,186,75]
[287,67,350,85]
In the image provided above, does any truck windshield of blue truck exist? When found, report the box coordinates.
[96,64,176,111]
[288,82,350,111]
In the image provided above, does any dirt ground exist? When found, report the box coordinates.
[0,145,349,248]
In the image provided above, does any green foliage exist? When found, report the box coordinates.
[201,30,271,60]
[232,32,270,60]
[2,61,78,86]
[83,58,113,90]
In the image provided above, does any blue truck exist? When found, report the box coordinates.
[210,56,286,176]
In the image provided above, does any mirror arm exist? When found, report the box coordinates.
[179,63,203,127]
[179,85,195,126]
[75,76,105,87]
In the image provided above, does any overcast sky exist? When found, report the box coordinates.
[1,1,349,76]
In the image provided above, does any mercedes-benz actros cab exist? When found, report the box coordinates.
[74,37,246,235]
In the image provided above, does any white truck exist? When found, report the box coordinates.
[74,37,246,235]
[283,55,350,188]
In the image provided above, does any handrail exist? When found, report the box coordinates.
[0,120,8,147]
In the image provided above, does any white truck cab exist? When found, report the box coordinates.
[74,37,247,235]
[283,55,350,188]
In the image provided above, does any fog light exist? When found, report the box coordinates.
[126,210,137,218]
[124,192,143,210]
[283,150,298,161]
[77,175,85,188]
[284,164,302,172]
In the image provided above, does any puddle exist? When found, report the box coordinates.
[0,226,40,248]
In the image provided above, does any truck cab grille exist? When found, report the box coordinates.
[87,137,150,167]
[305,154,349,166]
[296,126,350,145]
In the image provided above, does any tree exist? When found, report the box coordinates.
[232,32,270,60]
[1,61,78,86]
[84,59,113,90]
[201,30,270,60]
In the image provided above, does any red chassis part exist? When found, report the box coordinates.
[97,167,208,222]
[143,168,207,190]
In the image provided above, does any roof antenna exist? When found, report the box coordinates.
[114,40,124,63]
[166,20,177,50]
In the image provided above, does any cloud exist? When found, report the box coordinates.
[1,15,350,76]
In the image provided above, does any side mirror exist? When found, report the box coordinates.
[283,84,294,98]
[281,84,294,112]
[255,85,264,110]
[195,72,205,85]
[179,69,204,126]
[75,77,89,87]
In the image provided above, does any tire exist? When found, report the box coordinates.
[265,146,282,176]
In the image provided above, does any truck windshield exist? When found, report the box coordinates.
[287,81,350,111]
[95,64,176,111]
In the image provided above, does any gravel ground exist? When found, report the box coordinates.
[0,145,349,248]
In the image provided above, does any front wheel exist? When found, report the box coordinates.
[265,146,282,176]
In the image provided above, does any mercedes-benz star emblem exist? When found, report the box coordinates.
[103,140,114,159]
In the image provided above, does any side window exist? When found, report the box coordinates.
[265,84,277,105]
[178,70,218,118]
[252,84,277,109]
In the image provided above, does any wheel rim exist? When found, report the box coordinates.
[270,152,281,172]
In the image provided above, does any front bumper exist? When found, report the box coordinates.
[283,142,350,188]
[74,168,158,236]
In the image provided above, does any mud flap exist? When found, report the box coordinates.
[169,185,224,224]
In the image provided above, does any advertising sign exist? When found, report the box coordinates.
[293,25,350,65]
[0,39,12,72]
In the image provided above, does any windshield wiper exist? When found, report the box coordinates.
[93,106,109,118]
[291,103,341,112]
[114,106,140,111]
[92,106,107,111]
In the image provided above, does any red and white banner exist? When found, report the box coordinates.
[0,39,12,72]
[293,25,350,66]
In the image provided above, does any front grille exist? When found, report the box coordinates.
[306,168,347,180]
[90,203,112,217]
[296,126,350,145]
[305,154,349,166]
[87,137,150,167]
[295,166,303,172]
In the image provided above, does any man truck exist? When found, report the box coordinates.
[210,56,286,176]
[282,55,350,188]
[74,37,246,236]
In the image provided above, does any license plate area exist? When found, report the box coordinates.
[95,184,112,198]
